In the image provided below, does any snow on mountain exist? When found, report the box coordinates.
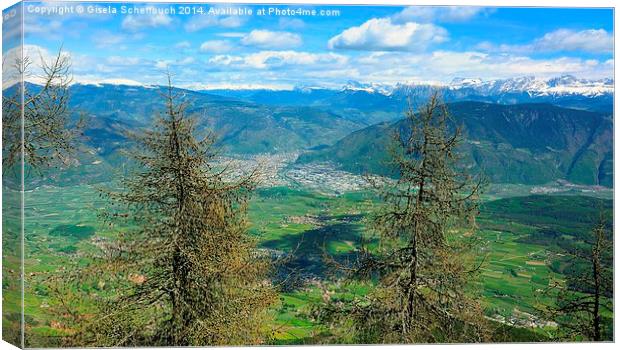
[342,80,393,95]
[73,78,156,88]
[444,75,611,97]
[542,75,614,97]
[462,75,614,97]
[449,77,484,89]
[17,74,611,99]
[343,75,613,98]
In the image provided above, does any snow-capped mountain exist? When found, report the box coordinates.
[19,74,609,100]
[445,75,614,98]
[448,77,485,89]
[344,75,613,113]
[341,80,394,95]
[341,75,613,98]
[12,74,610,116]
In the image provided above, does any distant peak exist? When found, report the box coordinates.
[449,77,483,86]
[341,80,393,95]
[338,75,612,98]
[72,77,154,88]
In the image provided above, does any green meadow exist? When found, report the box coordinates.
[1,182,612,344]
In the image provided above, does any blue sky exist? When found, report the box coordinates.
[4,1,614,89]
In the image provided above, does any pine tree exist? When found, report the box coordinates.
[545,216,613,341]
[58,76,275,346]
[319,93,488,343]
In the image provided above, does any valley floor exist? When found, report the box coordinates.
[1,160,613,345]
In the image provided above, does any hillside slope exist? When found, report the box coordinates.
[67,83,365,155]
[298,102,613,186]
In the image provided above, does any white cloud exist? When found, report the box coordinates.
[106,56,144,66]
[94,31,126,48]
[328,18,447,51]
[200,40,234,53]
[279,17,306,30]
[209,50,348,69]
[24,45,611,92]
[175,41,191,49]
[184,82,295,90]
[24,19,63,37]
[533,29,613,53]
[155,60,169,69]
[185,16,218,31]
[90,31,145,50]
[2,11,22,45]
[184,15,246,32]
[217,32,245,38]
[177,57,196,65]
[208,55,244,66]
[205,50,595,88]
[219,16,245,28]
[393,6,490,23]
[351,50,614,83]
[244,51,346,68]
[121,8,172,32]
[153,57,197,69]
[3,45,59,86]
[477,29,613,54]
[241,30,302,49]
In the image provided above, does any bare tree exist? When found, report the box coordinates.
[2,48,83,171]
[2,47,83,348]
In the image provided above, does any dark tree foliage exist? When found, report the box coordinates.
[49,77,276,346]
[544,216,613,341]
[318,93,488,343]
[2,48,83,171]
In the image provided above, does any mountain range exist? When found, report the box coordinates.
[298,102,613,187]
[66,83,366,155]
[12,76,613,188]
[206,75,614,114]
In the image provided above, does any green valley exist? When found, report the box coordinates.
[4,177,612,345]
[3,82,614,346]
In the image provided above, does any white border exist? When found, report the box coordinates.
[0,1,617,350]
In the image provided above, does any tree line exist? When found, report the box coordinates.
[2,50,613,346]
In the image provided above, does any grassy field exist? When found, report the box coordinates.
[2,182,613,345]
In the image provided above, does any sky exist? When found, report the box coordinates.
[2,1,615,89]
